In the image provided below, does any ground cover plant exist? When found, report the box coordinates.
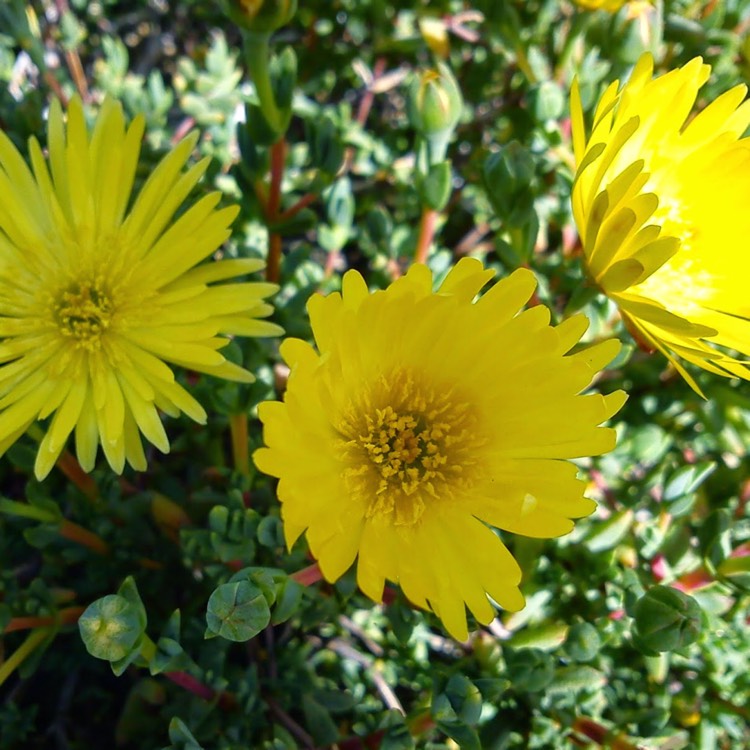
[1,0,750,748]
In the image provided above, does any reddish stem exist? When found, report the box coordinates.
[4,606,86,634]
[265,139,287,284]
[165,672,237,710]
[341,57,387,175]
[267,138,287,220]
[277,191,318,222]
[58,519,110,555]
[165,671,216,701]
[414,207,438,264]
[172,116,196,145]
[266,233,283,285]
[56,451,99,501]
[290,562,323,586]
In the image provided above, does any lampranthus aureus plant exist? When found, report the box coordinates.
[572,53,750,394]
[0,97,281,480]
[254,258,626,639]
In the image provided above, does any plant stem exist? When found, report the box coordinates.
[0,628,52,688]
[277,191,317,221]
[165,671,217,702]
[265,138,287,283]
[58,519,110,556]
[229,412,250,476]
[267,232,283,285]
[414,207,439,264]
[56,450,100,502]
[267,138,286,218]
[4,606,86,634]
[244,31,284,133]
[290,562,323,586]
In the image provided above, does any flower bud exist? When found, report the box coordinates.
[633,585,702,654]
[407,63,463,137]
[226,0,297,33]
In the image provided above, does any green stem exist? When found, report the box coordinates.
[0,628,52,688]
[244,31,283,134]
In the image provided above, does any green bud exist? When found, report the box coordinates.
[483,142,536,227]
[633,585,702,654]
[79,578,147,663]
[226,0,297,33]
[407,63,463,138]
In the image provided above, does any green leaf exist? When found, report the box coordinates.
[584,509,633,553]
[547,666,606,694]
[78,577,147,667]
[444,674,482,726]
[663,462,716,502]
[418,160,452,211]
[504,648,554,692]
[301,693,339,746]
[165,717,204,750]
[436,719,481,750]
[205,580,271,642]
[564,622,601,663]
[270,576,303,625]
[633,585,702,654]
[379,709,415,750]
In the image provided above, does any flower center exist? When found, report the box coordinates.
[337,371,483,526]
[54,278,114,350]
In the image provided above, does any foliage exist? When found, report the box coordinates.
[2,1,750,749]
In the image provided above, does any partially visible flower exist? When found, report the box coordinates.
[226,0,297,32]
[573,0,651,16]
[418,16,450,59]
[254,259,625,640]
[571,53,750,393]
[573,0,626,10]
[0,97,281,479]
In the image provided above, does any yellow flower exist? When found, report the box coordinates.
[254,259,625,640]
[571,53,750,394]
[572,0,651,14]
[0,97,281,480]
[573,0,626,10]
